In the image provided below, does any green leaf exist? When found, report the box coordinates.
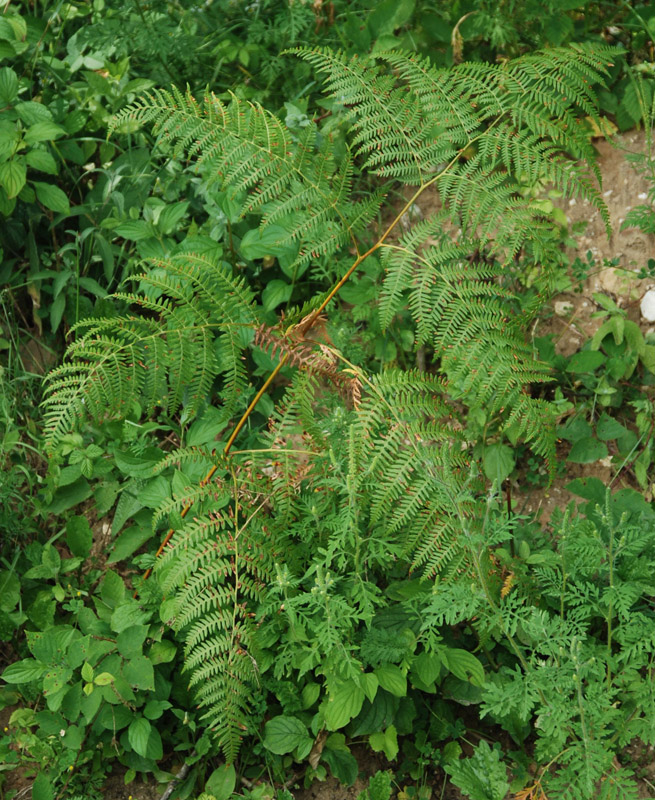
[205,764,237,800]
[111,601,149,633]
[322,744,359,784]
[567,437,608,464]
[66,515,92,559]
[0,570,20,612]
[2,659,46,683]
[33,181,70,214]
[0,66,18,104]
[93,672,114,686]
[81,662,93,682]
[566,350,605,373]
[482,443,515,483]
[113,220,153,241]
[368,724,398,761]
[108,522,153,564]
[412,651,441,687]
[445,740,509,800]
[128,716,151,758]
[24,121,66,145]
[100,570,125,608]
[149,639,177,665]
[32,773,54,800]
[117,625,149,658]
[374,665,406,698]
[123,655,155,691]
[240,225,293,260]
[596,413,629,441]
[0,160,26,198]
[443,649,485,687]
[263,715,311,755]
[25,149,58,175]
[262,279,292,312]
[323,680,365,731]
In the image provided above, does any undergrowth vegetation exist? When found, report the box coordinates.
[2,2,655,800]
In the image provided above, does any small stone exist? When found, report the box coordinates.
[554,301,574,316]
[641,289,655,322]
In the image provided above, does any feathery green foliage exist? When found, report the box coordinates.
[42,44,626,790]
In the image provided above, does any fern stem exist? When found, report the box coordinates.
[137,353,290,589]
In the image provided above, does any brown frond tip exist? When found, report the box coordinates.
[253,322,361,406]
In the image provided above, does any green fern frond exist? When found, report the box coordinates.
[42,254,255,452]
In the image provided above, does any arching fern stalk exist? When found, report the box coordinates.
[43,44,613,761]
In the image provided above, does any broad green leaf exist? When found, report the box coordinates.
[412,651,441,687]
[34,181,70,214]
[322,745,359,784]
[148,639,177,665]
[323,680,365,731]
[66,515,92,559]
[368,724,398,761]
[374,665,406,698]
[263,715,311,754]
[0,570,20,611]
[567,437,608,464]
[113,220,153,241]
[482,443,515,483]
[100,570,125,608]
[261,279,292,312]
[123,655,154,691]
[2,658,46,683]
[240,224,293,260]
[32,773,54,800]
[443,649,485,687]
[596,413,629,441]
[0,159,25,198]
[93,672,114,686]
[205,764,237,800]
[24,121,66,144]
[107,521,152,564]
[25,148,58,175]
[117,625,149,658]
[128,716,151,758]
[566,349,605,373]
[0,66,18,104]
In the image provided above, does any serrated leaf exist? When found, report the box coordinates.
[128,716,151,758]
[2,658,46,683]
[34,181,70,214]
[443,649,485,687]
[263,715,311,754]
[0,66,18,104]
[374,665,406,698]
[323,680,365,731]
[0,160,25,198]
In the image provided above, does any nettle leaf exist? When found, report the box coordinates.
[263,715,311,755]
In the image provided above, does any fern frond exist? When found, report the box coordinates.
[42,254,255,452]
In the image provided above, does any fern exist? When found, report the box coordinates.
[43,43,619,765]
[42,253,255,451]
